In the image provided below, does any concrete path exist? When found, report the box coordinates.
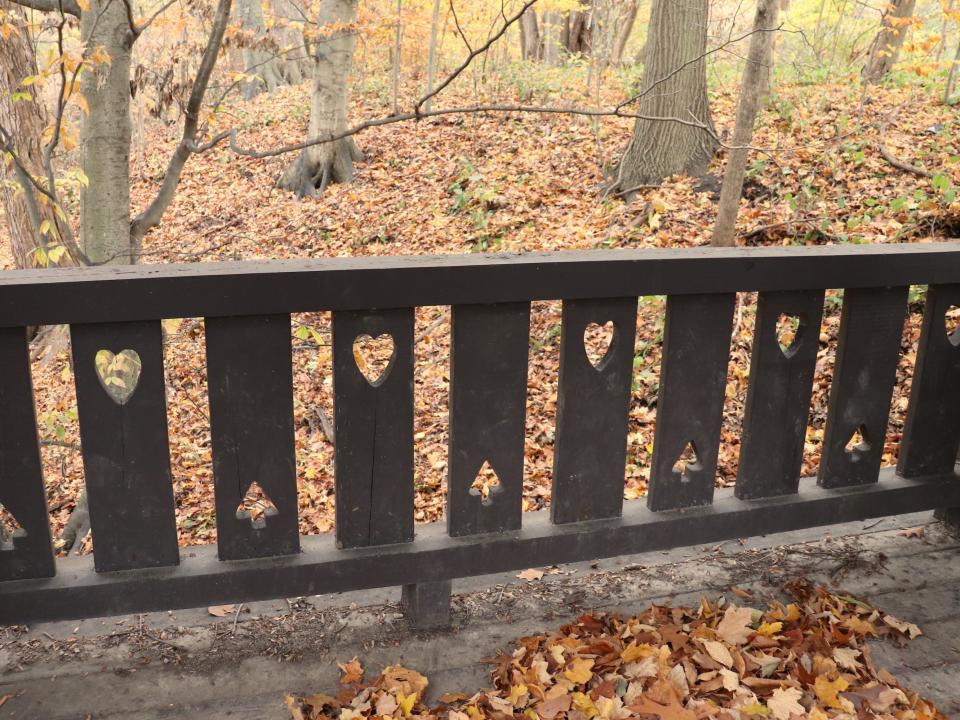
[1,512,958,719]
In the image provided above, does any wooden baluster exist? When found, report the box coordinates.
[898,285,960,478]
[332,308,415,549]
[447,303,530,537]
[552,298,637,524]
[206,315,299,560]
[71,321,179,571]
[737,290,824,499]
[647,294,735,512]
[0,327,55,581]
[818,287,907,488]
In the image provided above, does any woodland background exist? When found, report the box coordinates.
[1,0,959,554]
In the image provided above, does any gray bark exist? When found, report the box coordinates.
[711,0,779,247]
[424,0,441,112]
[238,0,285,99]
[80,0,134,265]
[946,37,960,103]
[271,0,312,84]
[609,0,639,66]
[543,11,562,65]
[519,10,541,61]
[862,0,916,83]
[278,0,360,197]
[615,0,717,194]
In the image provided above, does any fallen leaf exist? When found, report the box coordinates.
[207,604,236,617]
[381,665,429,699]
[339,657,364,685]
[517,568,545,581]
[814,675,850,709]
[883,615,922,639]
[767,687,804,720]
[717,606,755,645]
[702,640,734,667]
[898,526,924,539]
[833,647,862,671]
[535,693,572,719]
[628,692,695,720]
[563,657,594,684]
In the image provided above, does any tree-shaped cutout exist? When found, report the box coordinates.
[583,321,616,369]
[353,333,395,386]
[844,425,871,461]
[775,313,804,358]
[672,441,701,484]
[470,460,502,506]
[946,305,960,348]
[0,502,25,552]
[235,482,278,530]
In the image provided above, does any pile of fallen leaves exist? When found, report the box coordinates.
[286,584,945,720]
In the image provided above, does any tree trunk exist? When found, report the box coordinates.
[391,0,402,115]
[424,0,442,112]
[519,10,541,61]
[237,0,285,98]
[278,0,360,197]
[615,0,716,195]
[80,0,134,264]
[609,0,639,66]
[946,37,960,103]
[564,10,592,55]
[711,0,779,247]
[270,0,312,85]
[862,0,916,84]
[543,11,562,65]
[0,0,63,268]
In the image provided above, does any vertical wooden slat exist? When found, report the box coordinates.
[71,321,179,572]
[332,308,415,548]
[736,290,824,499]
[206,315,299,560]
[898,284,960,478]
[551,297,637,524]
[818,286,907,488]
[648,293,735,512]
[447,303,530,537]
[0,327,54,581]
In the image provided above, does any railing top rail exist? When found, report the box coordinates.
[1,242,959,327]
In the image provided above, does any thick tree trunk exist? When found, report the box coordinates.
[711,0,779,247]
[270,0,312,85]
[0,0,63,268]
[237,0,285,98]
[564,10,591,55]
[862,0,916,83]
[615,0,716,194]
[543,11,562,65]
[609,0,639,66]
[80,0,134,264]
[519,10,541,61]
[278,0,360,197]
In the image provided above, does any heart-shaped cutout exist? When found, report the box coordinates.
[583,321,616,369]
[353,333,395,386]
[470,460,502,506]
[235,481,278,530]
[672,441,701,483]
[844,424,871,461]
[95,348,142,406]
[0,502,26,552]
[946,305,960,347]
[775,313,804,358]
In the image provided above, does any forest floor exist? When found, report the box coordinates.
[2,71,959,550]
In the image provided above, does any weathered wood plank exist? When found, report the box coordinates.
[737,290,824,499]
[0,327,54,581]
[648,293,735,512]
[447,303,530,537]
[897,284,960,478]
[818,287,907,489]
[206,315,299,560]
[70,321,179,572]
[332,308,415,548]
[2,244,960,327]
[2,469,956,624]
[552,297,637,523]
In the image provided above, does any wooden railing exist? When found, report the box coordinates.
[1,243,960,627]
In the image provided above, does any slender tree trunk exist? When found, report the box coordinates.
[711,0,780,247]
[278,0,360,197]
[946,37,960,103]
[862,0,916,84]
[609,0,639,66]
[615,0,717,195]
[391,0,402,115]
[424,0,442,112]
[520,10,541,61]
[80,0,134,264]
[0,0,65,268]
[237,0,285,98]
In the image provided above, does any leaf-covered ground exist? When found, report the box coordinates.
[285,584,946,720]
[6,72,960,549]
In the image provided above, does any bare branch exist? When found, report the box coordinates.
[133,0,179,35]
[5,0,80,16]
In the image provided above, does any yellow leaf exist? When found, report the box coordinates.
[571,692,598,719]
[814,675,849,709]
[77,0,89,10]
[39,219,51,236]
[756,621,782,637]
[508,684,529,708]
[396,692,416,718]
[563,657,594,684]
[741,701,770,717]
[621,641,656,663]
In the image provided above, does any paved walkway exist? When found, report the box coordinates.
[1,512,958,719]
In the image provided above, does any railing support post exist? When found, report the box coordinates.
[934,452,960,533]
[401,580,452,630]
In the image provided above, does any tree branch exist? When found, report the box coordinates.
[129,0,233,250]
[6,0,80,16]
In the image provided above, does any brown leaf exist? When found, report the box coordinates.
[717,606,755,646]
[517,568,545,581]
[207,604,236,617]
[767,687,804,720]
[339,657,364,685]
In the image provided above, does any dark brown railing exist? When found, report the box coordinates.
[1,243,960,627]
